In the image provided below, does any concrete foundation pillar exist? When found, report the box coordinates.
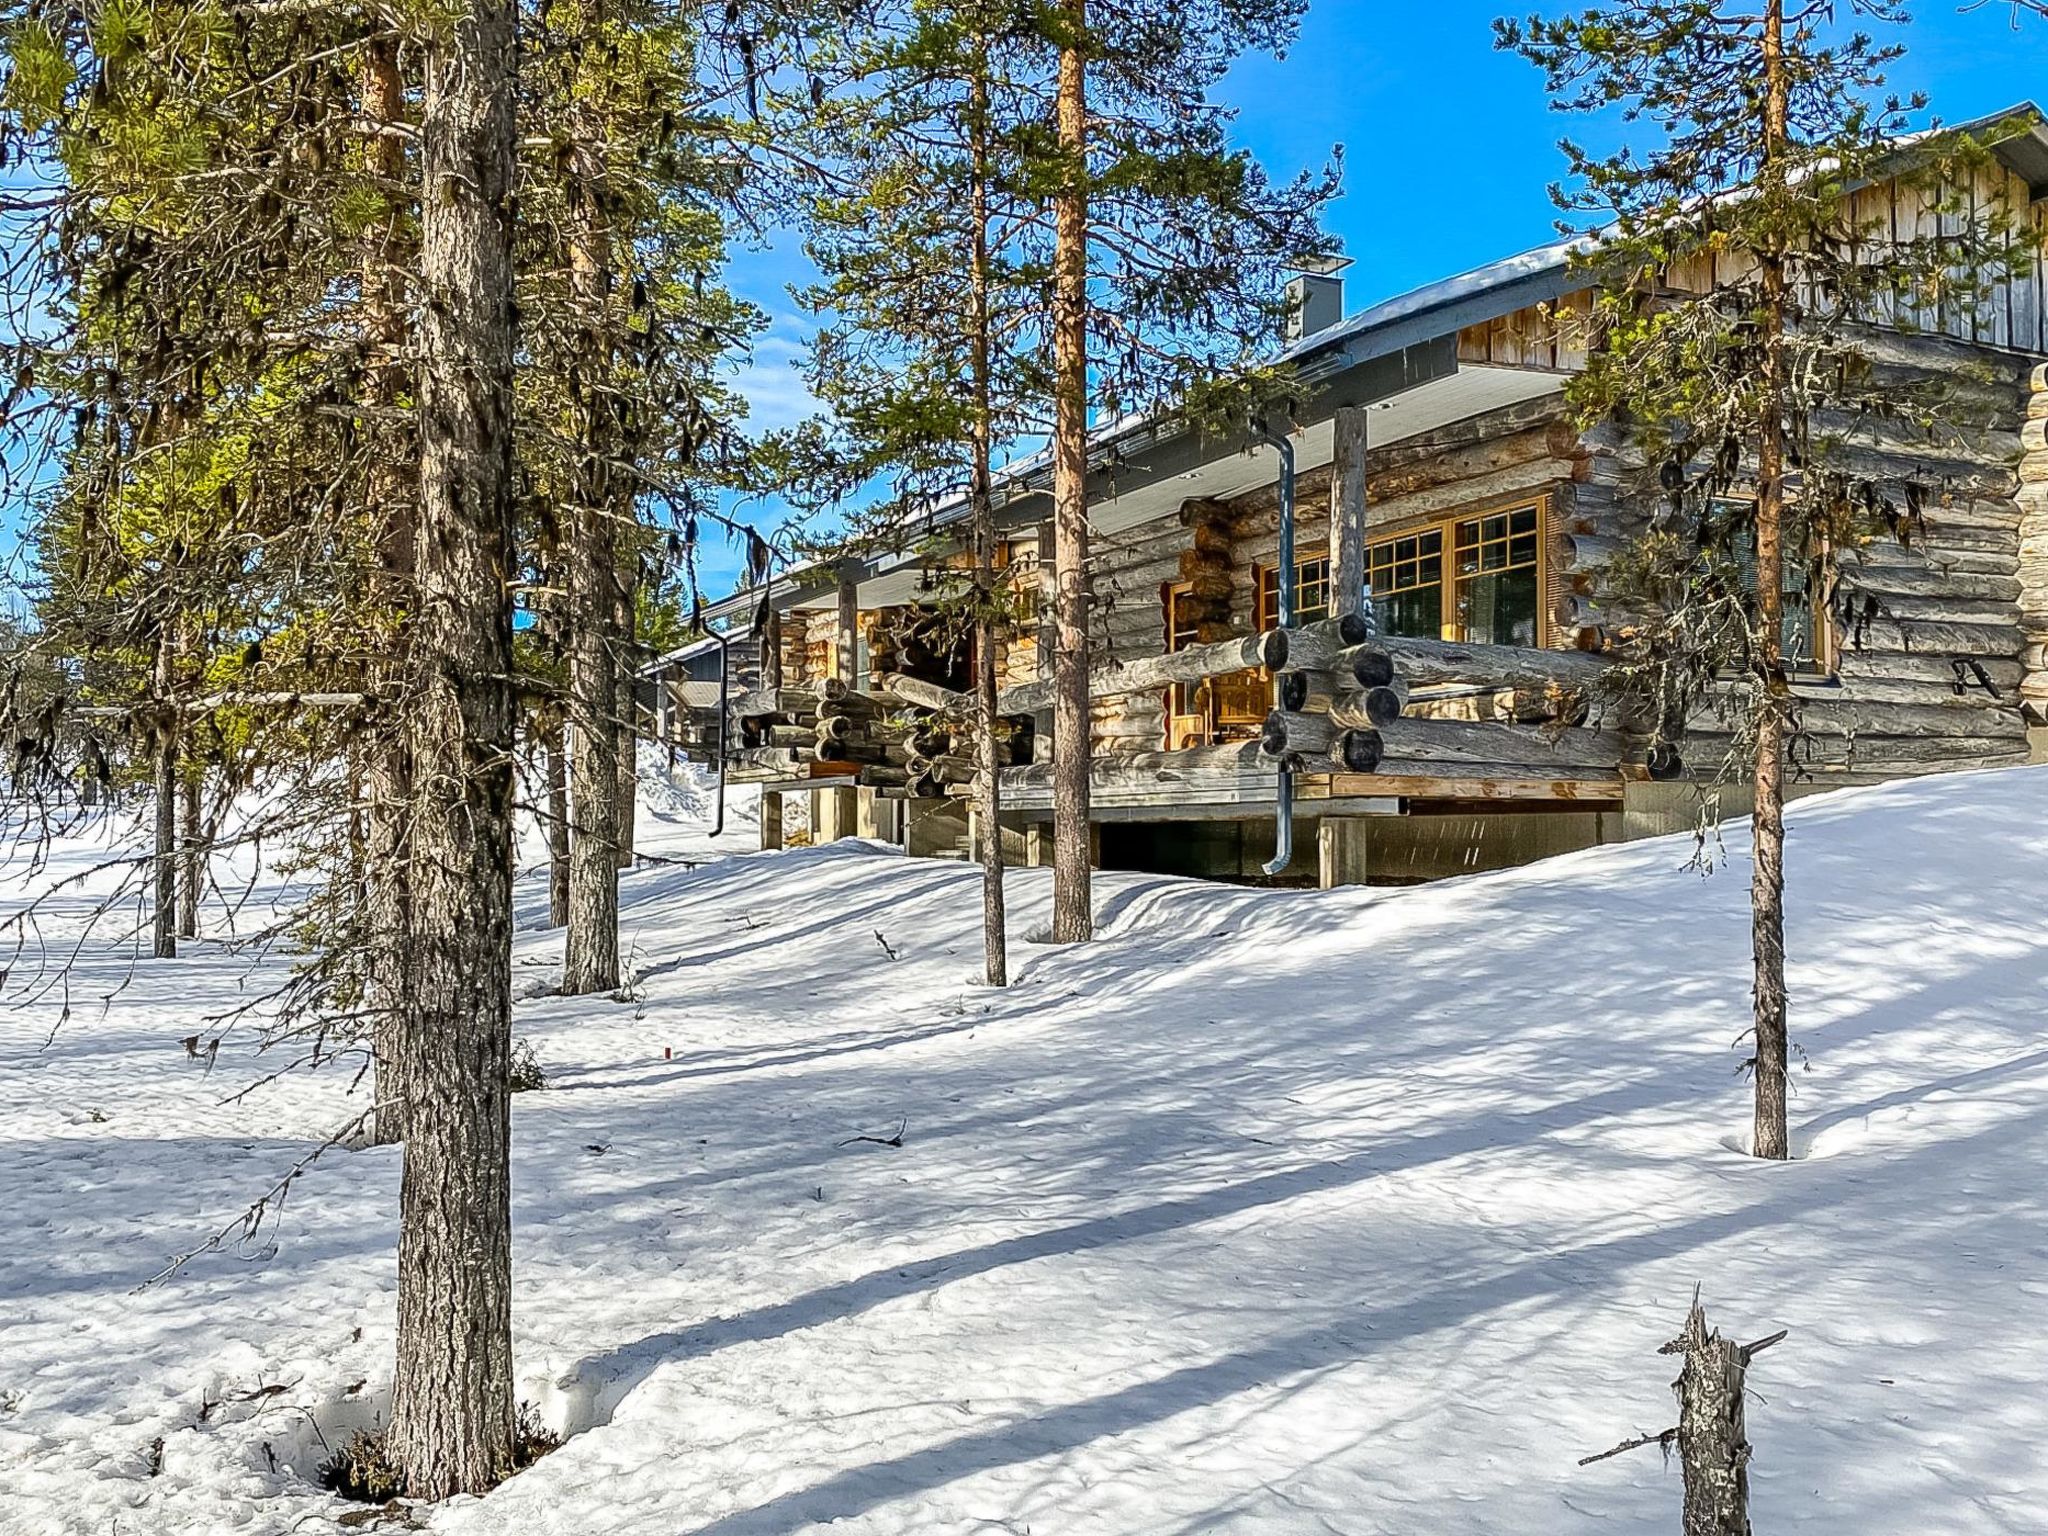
[759,790,784,852]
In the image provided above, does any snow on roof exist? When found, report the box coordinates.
[703,101,2048,621]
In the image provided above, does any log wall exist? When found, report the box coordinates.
[1060,330,2039,789]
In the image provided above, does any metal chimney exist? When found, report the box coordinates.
[1284,255,1352,343]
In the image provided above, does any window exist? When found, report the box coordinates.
[1363,499,1547,647]
[1368,528,1446,639]
[1722,500,1830,673]
[1453,504,1542,647]
[1165,582,1203,720]
[1256,554,1331,630]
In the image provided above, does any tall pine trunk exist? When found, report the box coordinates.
[1049,0,1093,944]
[361,32,415,1147]
[561,122,622,995]
[968,67,1007,986]
[151,632,176,960]
[615,567,638,870]
[546,718,571,928]
[1750,0,1792,1162]
[387,0,519,1495]
[176,763,200,938]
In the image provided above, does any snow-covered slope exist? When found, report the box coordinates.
[4,765,2047,1534]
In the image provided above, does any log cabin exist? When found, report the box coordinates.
[655,102,2048,886]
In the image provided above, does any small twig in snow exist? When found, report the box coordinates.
[840,1117,906,1148]
[873,929,898,961]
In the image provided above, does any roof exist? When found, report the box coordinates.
[702,101,2048,624]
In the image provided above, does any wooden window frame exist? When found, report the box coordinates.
[1359,492,1553,649]
[1713,495,1838,678]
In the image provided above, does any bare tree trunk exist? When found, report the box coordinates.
[176,763,201,938]
[968,66,1007,987]
[615,567,638,870]
[1668,1299,1774,1536]
[546,718,570,928]
[150,631,177,960]
[387,0,518,1497]
[1751,0,1792,1162]
[561,115,621,995]
[361,32,415,1149]
[1049,0,1093,944]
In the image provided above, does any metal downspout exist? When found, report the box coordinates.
[710,625,731,839]
[1256,424,1296,877]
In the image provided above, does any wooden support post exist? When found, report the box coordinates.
[1329,405,1368,622]
[1318,816,1371,889]
[759,789,784,852]
[812,784,859,843]
[836,573,859,688]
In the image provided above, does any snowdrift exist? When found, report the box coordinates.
[4,764,2047,1533]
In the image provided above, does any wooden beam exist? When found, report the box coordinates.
[996,629,1286,714]
[874,670,974,715]
[1329,406,1368,622]
[1327,771,1625,804]
[834,575,859,687]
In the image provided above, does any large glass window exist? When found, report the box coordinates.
[1363,500,1546,646]
[1453,504,1541,647]
[1367,528,1446,639]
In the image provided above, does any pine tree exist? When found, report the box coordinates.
[1502,0,2032,1159]
[1030,0,1338,942]
[786,0,1060,985]
[518,0,758,996]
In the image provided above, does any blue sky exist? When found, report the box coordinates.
[3,3,2040,604]
[704,0,2045,594]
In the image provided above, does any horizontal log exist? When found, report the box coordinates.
[1260,712,1384,773]
[997,629,1285,714]
[1837,563,2021,602]
[1377,635,1609,691]
[1837,617,2022,656]
[1325,685,1411,729]
[1376,717,1632,770]
[1273,615,1376,671]
[730,685,842,721]
[873,671,974,716]
[999,742,1273,794]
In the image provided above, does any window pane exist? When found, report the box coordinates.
[1368,528,1445,639]
[1461,569,1539,647]
[1378,583,1442,638]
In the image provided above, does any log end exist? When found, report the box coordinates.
[1257,627,1289,671]
[1278,671,1309,712]
[1363,685,1405,729]
[1334,611,1373,647]
[1259,711,1290,760]
[1646,741,1685,781]
[1351,646,1396,689]
[1339,728,1384,774]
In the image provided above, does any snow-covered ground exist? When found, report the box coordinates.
[4,761,2047,1534]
